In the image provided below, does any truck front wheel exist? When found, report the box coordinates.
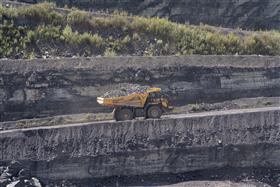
[114,108,134,121]
[147,105,162,119]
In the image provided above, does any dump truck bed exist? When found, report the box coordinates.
[97,87,161,108]
[97,92,149,108]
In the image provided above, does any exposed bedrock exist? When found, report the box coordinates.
[0,107,279,185]
[1,55,280,121]
[14,0,280,30]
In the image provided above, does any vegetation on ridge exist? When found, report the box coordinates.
[1,3,280,58]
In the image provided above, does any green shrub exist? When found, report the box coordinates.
[104,48,117,57]
[35,25,62,40]
[62,25,78,43]
[17,3,63,26]
[0,5,17,20]
[0,23,27,57]
[224,34,242,54]
[89,16,128,31]
[67,10,128,33]
[67,10,91,25]
[63,25,104,47]
[241,32,280,55]
[1,3,61,22]
[2,2,280,58]
[79,32,104,47]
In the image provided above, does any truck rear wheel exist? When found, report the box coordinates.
[147,105,162,119]
[115,108,134,121]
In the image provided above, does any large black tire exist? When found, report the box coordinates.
[147,105,162,119]
[114,108,134,121]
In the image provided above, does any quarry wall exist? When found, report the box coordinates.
[14,0,280,30]
[1,55,280,121]
[0,107,279,184]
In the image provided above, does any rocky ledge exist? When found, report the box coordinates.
[0,107,279,186]
[1,55,280,121]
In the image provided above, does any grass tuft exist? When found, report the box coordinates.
[1,3,280,58]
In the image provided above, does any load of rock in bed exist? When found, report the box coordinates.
[101,84,150,98]
[0,161,42,187]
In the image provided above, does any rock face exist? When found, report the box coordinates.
[17,0,280,30]
[1,55,280,121]
[158,181,271,187]
[0,107,279,186]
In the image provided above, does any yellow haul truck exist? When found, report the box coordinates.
[97,87,173,121]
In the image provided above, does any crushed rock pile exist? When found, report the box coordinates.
[102,84,150,98]
[0,161,42,187]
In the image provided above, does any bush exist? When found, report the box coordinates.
[89,16,128,31]
[67,10,91,26]
[62,25,78,43]
[35,25,62,40]
[104,48,117,57]
[0,23,27,57]
[17,3,63,26]
[0,5,17,20]
[63,25,104,47]
[80,32,104,47]
[241,32,280,55]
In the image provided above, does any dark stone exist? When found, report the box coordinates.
[0,171,12,179]
[7,161,23,176]
[1,56,280,121]
[18,169,31,180]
